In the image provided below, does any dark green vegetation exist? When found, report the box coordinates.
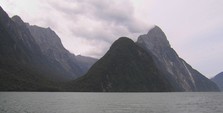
[68,37,174,92]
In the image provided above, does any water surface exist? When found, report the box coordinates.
[0,92,223,113]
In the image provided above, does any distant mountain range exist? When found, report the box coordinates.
[211,72,223,91]
[0,6,219,92]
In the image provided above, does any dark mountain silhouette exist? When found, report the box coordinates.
[68,37,175,92]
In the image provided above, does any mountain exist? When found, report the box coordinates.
[0,6,218,92]
[0,7,95,91]
[211,72,223,91]
[68,26,219,92]
[136,26,219,92]
[0,7,61,91]
[68,37,174,92]
[27,24,83,79]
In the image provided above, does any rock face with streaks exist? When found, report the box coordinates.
[27,24,81,79]
[27,24,98,78]
[0,7,61,90]
[0,7,96,91]
[68,26,219,92]
[136,26,219,91]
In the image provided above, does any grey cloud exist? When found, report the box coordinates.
[70,24,115,44]
[5,0,147,57]
[85,43,109,58]
[43,0,150,58]
[87,0,149,33]
[46,0,149,35]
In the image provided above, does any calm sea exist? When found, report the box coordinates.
[0,92,223,113]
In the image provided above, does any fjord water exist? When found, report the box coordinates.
[0,92,222,113]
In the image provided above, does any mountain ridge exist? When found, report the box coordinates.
[26,23,83,79]
[136,25,219,92]
[0,6,219,92]
[67,26,219,92]
[68,37,174,92]
[0,7,96,91]
[0,6,63,90]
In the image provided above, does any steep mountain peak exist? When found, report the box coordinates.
[116,37,134,42]
[108,37,141,57]
[0,6,12,25]
[137,25,170,51]
[0,6,3,12]
[26,24,89,78]
[27,24,65,52]
[11,15,25,26]
[136,25,219,92]
[0,6,8,17]
[147,26,170,46]
[110,37,135,48]
[69,37,173,92]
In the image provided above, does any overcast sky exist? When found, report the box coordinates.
[0,0,223,78]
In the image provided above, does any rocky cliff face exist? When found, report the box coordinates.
[68,26,219,92]
[27,24,84,79]
[68,37,174,92]
[211,72,223,91]
[137,26,219,92]
[0,7,95,91]
[0,7,62,91]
